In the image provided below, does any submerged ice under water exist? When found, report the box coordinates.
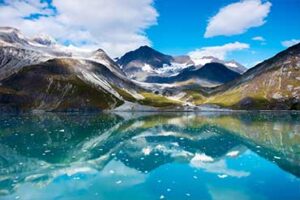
[0,112,299,200]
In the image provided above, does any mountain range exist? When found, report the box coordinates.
[0,27,299,112]
[116,45,246,85]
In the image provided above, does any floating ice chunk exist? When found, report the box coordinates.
[142,147,152,155]
[226,150,239,157]
[191,153,214,163]
[116,180,122,184]
[218,174,228,178]
[160,195,165,199]
[171,142,179,147]
[59,129,65,132]
[274,156,281,160]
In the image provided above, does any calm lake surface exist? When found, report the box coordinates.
[0,112,299,200]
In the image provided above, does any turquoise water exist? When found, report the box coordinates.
[0,112,299,200]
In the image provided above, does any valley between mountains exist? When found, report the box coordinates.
[0,27,299,112]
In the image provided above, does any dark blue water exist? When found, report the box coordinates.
[0,112,299,200]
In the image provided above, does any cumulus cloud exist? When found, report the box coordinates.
[0,0,158,57]
[188,42,250,64]
[281,39,300,48]
[252,36,265,41]
[204,0,271,38]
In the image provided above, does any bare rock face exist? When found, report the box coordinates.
[0,47,48,80]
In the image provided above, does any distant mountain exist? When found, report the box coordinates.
[117,46,246,86]
[117,45,173,69]
[191,56,247,74]
[146,63,241,87]
[186,43,300,110]
[116,45,192,81]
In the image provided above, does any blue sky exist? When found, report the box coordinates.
[146,0,300,67]
[0,0,299,67]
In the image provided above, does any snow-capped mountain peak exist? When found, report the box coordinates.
[191,56,214,66]
[0,27,126,80]
[0,27,30,46]
[190,55,247,74]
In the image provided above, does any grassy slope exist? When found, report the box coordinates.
[205,60,300,109]
[138,92,181,108]
[182,46,300,110]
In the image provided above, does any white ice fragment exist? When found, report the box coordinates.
[191,153,214,163]
[226,150,239,157]
[142,147,152,156]
[218,174,228,179]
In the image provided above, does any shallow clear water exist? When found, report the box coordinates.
[0,112,300,200]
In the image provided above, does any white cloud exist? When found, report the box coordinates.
[252,36,265,41]
[0,0,158,57]
[204,0,271,38]
[281,39,300,48]
[188,42,250,65]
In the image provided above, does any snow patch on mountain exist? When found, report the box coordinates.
[0,27,127,81]
[142,64,153,72]
[191,57,213,66]
[190,55,247,74]
[226,62,239,68]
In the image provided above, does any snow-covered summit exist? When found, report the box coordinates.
[190,56,247,74]
[0,27,124,80]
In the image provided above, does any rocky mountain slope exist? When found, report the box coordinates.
[0,28,183,112]
[185,43,300,110]
[0,27,299,111]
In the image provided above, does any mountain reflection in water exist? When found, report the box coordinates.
[0,112,299,200]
